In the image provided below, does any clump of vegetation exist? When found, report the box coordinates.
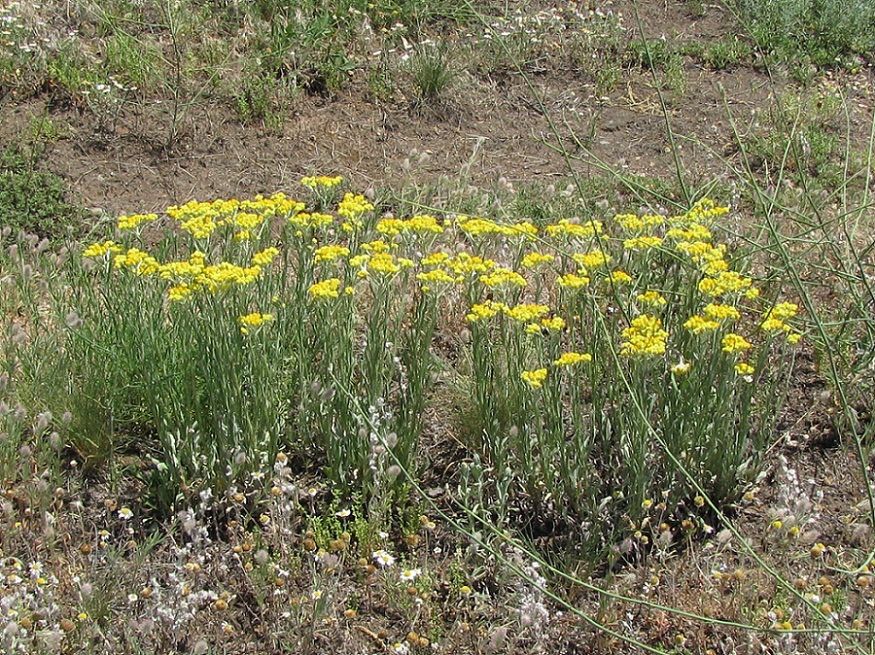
[5,177,801,550]
[0,143,84,239]
[732,0,875,68]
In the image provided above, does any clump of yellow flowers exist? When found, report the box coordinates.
[85,191,802,385]
[80,184,802,524]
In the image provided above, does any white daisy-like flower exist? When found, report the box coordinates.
[400,568,422,582]
[118,507,133,520]
[372,549,395,567]
[335,509,351,518]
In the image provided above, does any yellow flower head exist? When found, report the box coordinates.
[479,267,527,288]
[637,290,667,307]
[553,351,592,366]
[608,270,633,285]
[417,269,456,285]
[309,278,342,300]
[621,315,668,357]
[449,253,495,275]
[313,245,351,264]
[521,252,555,268]
[301,175,343,189]
[521,368,548,388]
[253,247,280,266]
[721,333,752,353]
[83,240,123,258]
[684,315,720,334]
[764,302,799,321]
[698,271,755,298]
[238,312,274,328]
[623,235,663,250]
[703,303,740,321]
[540,316,566,331]
[466,300,508,322]
[422,252,450,267]
[337,193,374,219]
[573,249,611,269]
[117,213,157,230]
[557,273,590,288]
[505,303,550,322]
[546,219,603,238]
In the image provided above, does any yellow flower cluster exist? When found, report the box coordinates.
[573,250,611,269]
[301,175,343,189]
[637,290,667,306]
[252,247,280,266]
[703,303,740,321]
[480,267,527,288]
[557,272,590,288]
[309,278,341,300]
[83,240,124,257]
[674,240,713,259]
[376,215,444,236]
[521,368,548,388]
[290,212,334,230]
[615,213,663,232]
[553,351,592,366]
[684,315,720,334]
[676,197,729,225]
[466,300,508,322]
[531,316,566,332]
[351,253,414,277]
[314,245,351,264]
[545,219,603,238]
[699,271,758,299]
[164,194,308,241]
[457,216,537,238]
[238,312,273,333]
[505,303,550,322]
[521,252,555,268]
[621,315,669,356]
[337,193,374,219]
[117,213,158,230]
[608,270,633,285]
[721,333,752,353]
[768,302,798,320]
[159,251,206,279]
[194,263,262,294]
[361,239,393,253]
[667,225,713,242]
[103,242,264,300]
[416,269,457,286]
[761,302,799,334]
[421,252,449,267]
[449,253,495,275]
[113,248,160,275]
[623,235,663,250]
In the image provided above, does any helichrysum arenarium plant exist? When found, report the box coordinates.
[4,187,799,543]
[455,199,800,539]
